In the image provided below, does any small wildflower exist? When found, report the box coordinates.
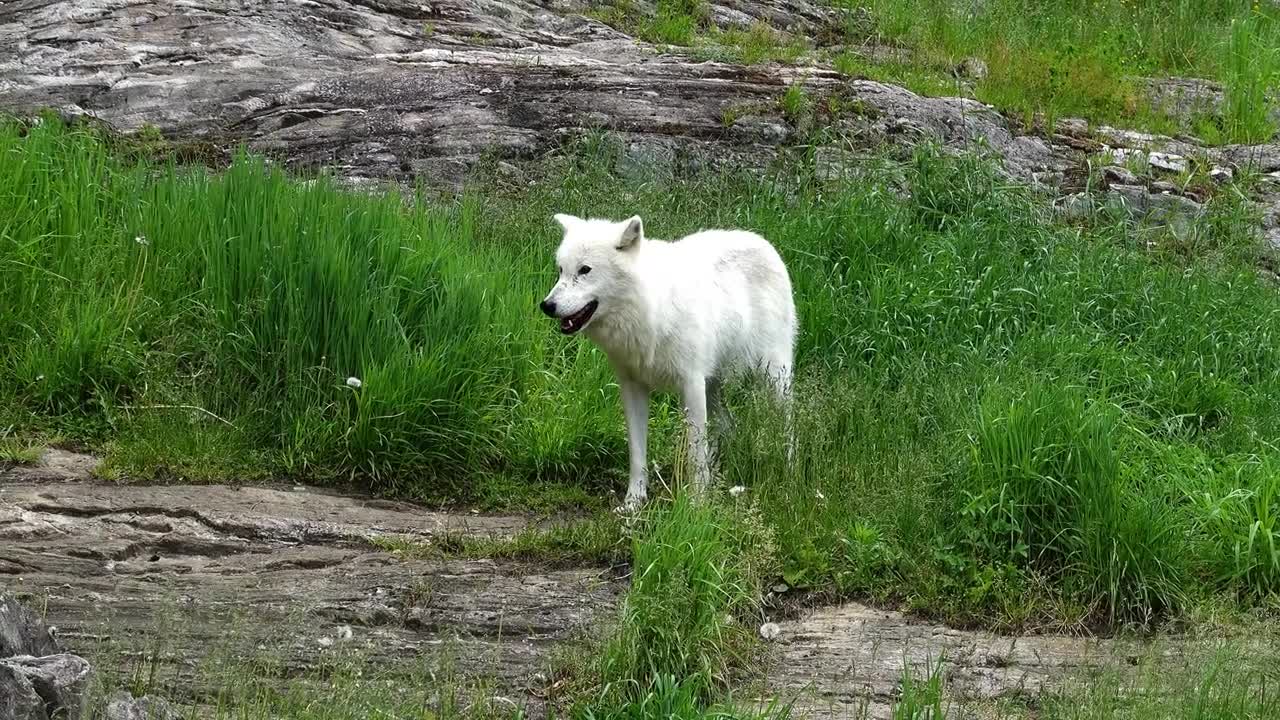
[134,235,148,246]
[346,376,362,389]
[815,489,826,501]
[729,485,747,498]
[759,622,782,640]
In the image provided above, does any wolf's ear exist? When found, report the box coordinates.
[553,213,581,232]
[617,215,643,250]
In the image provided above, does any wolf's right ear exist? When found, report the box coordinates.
[553,213,581,232]
[616,215,643,251]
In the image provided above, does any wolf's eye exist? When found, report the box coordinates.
[578,265,592,275]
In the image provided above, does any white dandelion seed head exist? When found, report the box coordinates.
[346,376,362,389]
[759,622,782,641]
[729,485,747,498]
[336,625,353,641]
[135,235,148,246]
[316,636,334,648]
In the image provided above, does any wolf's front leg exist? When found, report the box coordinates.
[619,377,650,511]
[681,375,712,496]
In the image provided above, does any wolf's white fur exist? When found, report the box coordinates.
[541,213,797,510]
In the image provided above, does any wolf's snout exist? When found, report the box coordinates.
[539,298,558,317]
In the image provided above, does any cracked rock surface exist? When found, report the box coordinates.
[3,451,1193,716]
[2,452,623,712]
[758,602,1174,720]
[1,590,93,720]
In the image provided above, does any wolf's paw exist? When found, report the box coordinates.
[614,493,647,515]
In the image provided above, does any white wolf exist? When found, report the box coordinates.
[540,213,797,511]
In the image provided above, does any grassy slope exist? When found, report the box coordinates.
[591,0,1280,142]
[5,118,1280,626]
[5,116,1280,716]
[8,10,1280,720]
[844,0,1280,140]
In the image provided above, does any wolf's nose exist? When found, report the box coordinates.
[539,299,557,317]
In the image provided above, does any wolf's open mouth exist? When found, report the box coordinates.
[560,300,598,335]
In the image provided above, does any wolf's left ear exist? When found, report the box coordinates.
[553,213,581,232]
[617,215,643,250]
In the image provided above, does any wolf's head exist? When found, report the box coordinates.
[540,213,643,335]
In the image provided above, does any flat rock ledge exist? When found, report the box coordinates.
[1,453,623,714]
[3,451,1195,716]
[757,601,1183,719]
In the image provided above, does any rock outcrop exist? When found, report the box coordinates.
[1,453,624,712]
[759,602,1166,719]
[4,1,1277,249]
[0,593,92,720]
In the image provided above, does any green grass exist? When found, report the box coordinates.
[587,0,711,46]
[778,84,811,122]
[832,52,965,99]
[591,495,776,706]
[590,2,810,65]
[831,0,1280,140]
[1219,13,1280,143]
[583,1,1279,140]
[5,118,1280,636]
[0,434,43,465]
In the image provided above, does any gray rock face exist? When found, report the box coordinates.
[758,602,1172,720]
[0,0,1061,186]
[3,0,1276,243]
[1,592,92,720]
[1,654,92,720]
[1108,183,1204,227]
[0,449,100,485]
[104,690,179,720]
[1,476,623,711]
[1102,165,1140,185]
[0,596,60,659]
[0,663,48,720]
